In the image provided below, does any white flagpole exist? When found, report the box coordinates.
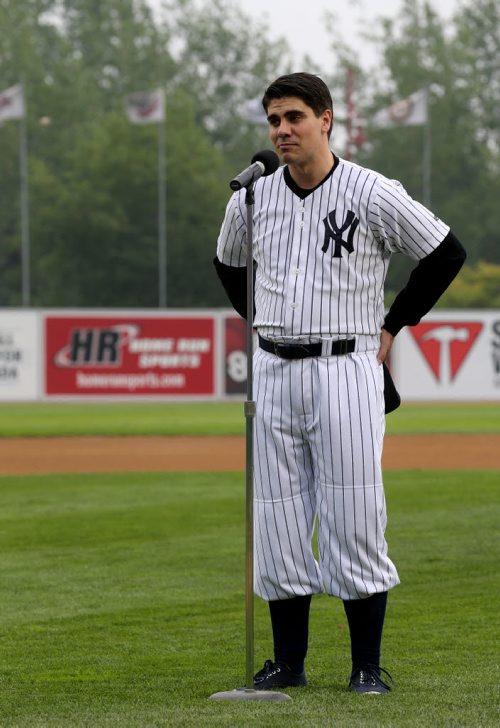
[158,112,167,308]
[19,82,31,306]
[422,86,432,208]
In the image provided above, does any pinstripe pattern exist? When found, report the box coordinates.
[253,346,399,600]
[216,155,444,602]
[217,157,449,339]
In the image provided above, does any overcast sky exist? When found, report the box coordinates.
[236,0,463,70]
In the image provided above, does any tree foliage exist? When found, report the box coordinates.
[437,262,500,308]
[358,0,499,295]
[0,0,498,309]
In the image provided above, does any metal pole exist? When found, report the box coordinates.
[19,84,30,307]
[208,179,290,702]
[158,117,167,307]
[244,184,256,690]
[422,86,431,208]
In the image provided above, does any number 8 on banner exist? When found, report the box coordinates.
[224,317,247,394]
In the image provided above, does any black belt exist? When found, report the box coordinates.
[258,335,355,359]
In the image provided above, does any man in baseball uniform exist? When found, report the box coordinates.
[214,73,466,694]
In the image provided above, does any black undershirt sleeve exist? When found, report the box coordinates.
[213,256,253,320]
[383,230,466,337]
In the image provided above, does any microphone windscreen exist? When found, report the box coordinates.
[251,150,280,176]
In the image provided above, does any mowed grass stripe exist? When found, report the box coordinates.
[0,402,244,438]
[0,401,499,437]
[0,470,498,727]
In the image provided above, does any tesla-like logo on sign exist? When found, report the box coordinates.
[410,322,483,384]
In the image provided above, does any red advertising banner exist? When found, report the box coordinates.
[224,316,247,395]
[45,316,215,396]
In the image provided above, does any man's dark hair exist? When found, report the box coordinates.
[262,72,333,137]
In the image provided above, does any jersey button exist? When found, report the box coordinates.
[290,302,299,309]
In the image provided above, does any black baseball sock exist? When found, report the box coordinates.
[268,594,312,674]
[343,591,388,671]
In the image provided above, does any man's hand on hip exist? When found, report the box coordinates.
[377,328,395,364]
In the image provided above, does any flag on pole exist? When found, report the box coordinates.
[0,84,25,123]
[125,88,165,125]
[373,88,428,129]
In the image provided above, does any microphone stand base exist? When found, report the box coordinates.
[208,687,291,701]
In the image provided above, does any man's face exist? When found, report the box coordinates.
[266,96,332,166]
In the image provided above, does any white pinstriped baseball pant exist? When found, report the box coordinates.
[253,337,400,601]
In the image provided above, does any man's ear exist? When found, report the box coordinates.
[322,108,333,134]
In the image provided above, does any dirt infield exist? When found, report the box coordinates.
[0,434,499,475]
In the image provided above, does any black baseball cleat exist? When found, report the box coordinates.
[253,659,307,690]
[349,665,393,694]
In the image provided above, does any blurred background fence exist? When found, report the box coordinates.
[1,308,498,402]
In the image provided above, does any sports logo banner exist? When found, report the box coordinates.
[45,315,215,397]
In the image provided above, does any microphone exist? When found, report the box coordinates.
[229,150,279,191]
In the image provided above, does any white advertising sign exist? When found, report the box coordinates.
[391,310,500,401]
[0,311,40,400]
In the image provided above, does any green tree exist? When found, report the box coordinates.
[358,0,499,295]
[159,0,292,167]
[452,0,499,156]
[0,0,70,305]
[1,0,296,307]
[0,0,166,305]
[59,0,171,101]
[32,90,231,308]
[437,262,500,308]
[0,120,23,305]
[3,0,497,310]
[449,0,500,263]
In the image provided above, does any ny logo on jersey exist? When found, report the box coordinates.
[322,209,359,257]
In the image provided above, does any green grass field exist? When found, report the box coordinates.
[0,401,498,437]
[0,401,498,726]
[0,470,498,727]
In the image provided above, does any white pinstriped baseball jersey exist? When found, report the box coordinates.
[217,156,449,339]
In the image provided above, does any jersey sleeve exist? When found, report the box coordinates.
[369,178,450,259]
[383,230,467,336]
[216,192,247,267]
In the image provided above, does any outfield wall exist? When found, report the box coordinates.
[0,308,499,401]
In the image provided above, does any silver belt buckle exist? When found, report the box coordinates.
[321,339,333,356]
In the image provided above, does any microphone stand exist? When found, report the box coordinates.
[209,183,290,703]
[243,183,256,691]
